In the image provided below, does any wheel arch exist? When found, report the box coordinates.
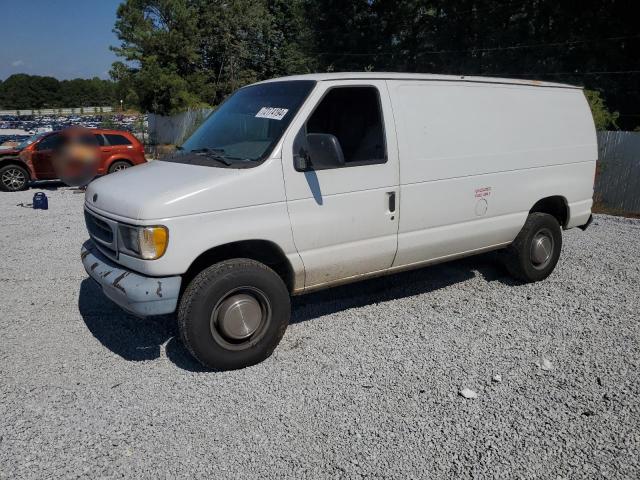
[106,157,133,172]
[0,158,32,180]
[182,239,296,294]
[529,196,569,228]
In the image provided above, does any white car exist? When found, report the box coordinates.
[82,73,596,370]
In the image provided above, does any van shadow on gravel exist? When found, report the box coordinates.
[78,279,207,372]
[289,252,518,323]
[78,253,515,371]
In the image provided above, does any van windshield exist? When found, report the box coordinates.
[168,80,316,167]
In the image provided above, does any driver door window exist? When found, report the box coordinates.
[304,86,387,168]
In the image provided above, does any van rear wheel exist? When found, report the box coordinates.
[503,212,562,282]
[178,259,290,370]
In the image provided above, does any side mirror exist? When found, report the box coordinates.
[305,133,345,170]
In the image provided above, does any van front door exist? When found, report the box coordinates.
[281,81,399,289]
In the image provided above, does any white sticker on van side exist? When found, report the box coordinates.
[255,107,289,120]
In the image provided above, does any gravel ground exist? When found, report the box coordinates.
[1,185,639,479]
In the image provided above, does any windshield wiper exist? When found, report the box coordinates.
[190,148,233,166]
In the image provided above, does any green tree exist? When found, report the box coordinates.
[300,0,639,129]
[585,90,619,130]
[111,0,203,114]
[0,74,60,108]
[111,0,314,113]
[262,0,316,78]
[110,0,639,128]
[0,74,116,109]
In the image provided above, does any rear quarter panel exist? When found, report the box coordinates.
[98,132,146,172]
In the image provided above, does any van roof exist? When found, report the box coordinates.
[256,72,581,90]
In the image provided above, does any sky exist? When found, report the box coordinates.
[1,0,123,80]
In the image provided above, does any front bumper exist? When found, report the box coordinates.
[81,240,181,316]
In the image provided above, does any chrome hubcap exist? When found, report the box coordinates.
[2,168,26,190]
[216,293,262,339]
[210,287,271,350]
[530,229,554,269]
[114,164,128,172]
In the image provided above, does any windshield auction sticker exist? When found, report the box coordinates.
[255,107,289,120]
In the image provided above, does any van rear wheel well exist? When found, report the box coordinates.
[529,196,568,228]
[182,240,295,294]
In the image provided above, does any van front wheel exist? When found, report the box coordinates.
[178,259,290,370]
[503,212,562,282]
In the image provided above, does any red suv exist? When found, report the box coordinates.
[0,128,146,191]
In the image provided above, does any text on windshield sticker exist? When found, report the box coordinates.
[255,107,289,120]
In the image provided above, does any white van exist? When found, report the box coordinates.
[82,73,596,370]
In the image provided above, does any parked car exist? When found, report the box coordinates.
[81,73,597,370]
[0,128,145,191]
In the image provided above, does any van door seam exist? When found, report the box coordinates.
[384,79,402,267]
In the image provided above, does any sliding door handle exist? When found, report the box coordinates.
[387,191,396,213]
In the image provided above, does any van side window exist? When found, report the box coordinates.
[94,134,106,146]
[306,86,386,166]
[104,134,132,146]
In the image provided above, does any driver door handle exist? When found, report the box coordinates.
[387,191,396,213]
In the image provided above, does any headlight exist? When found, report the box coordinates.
[118,225,168,260]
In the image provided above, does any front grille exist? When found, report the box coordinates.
[84,208,118,259]
[85,211,113,243]
[97,243,117,258]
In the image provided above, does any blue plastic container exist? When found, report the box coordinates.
[33,192,48,210]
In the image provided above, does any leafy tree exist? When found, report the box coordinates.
[2,0,639,129]
[585,90,619,130]
[0,74,116,109]
[111,0,314,113]
[300,0,639,129]
[262,0,316,77]
[111,0,203,114]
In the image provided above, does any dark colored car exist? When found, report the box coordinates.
[0,128,146,192]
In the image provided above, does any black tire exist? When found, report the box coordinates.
[0,164,29,192]
[503,212,562,282]
[178,258,290,370]
[108,160,131,174]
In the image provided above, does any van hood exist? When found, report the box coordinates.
[85,159,284,221]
